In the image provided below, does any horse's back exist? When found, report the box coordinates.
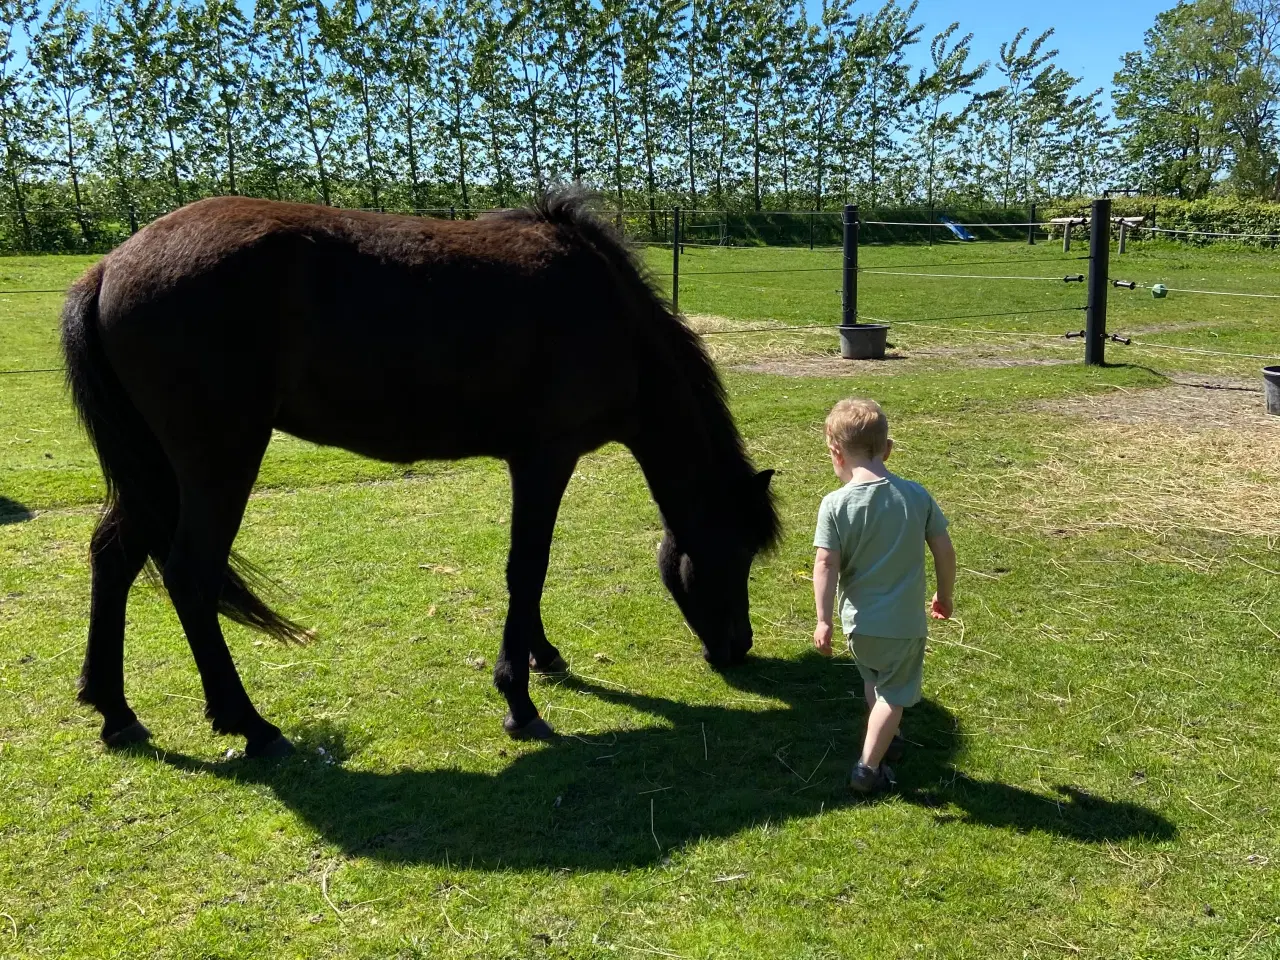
[92,197,645,464]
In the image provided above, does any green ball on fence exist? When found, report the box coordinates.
[1150,283,1168,299]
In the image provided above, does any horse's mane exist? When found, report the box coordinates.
[490,188,781,553]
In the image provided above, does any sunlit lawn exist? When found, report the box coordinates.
[2,243,1278,958]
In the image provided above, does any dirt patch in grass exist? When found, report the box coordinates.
[971,381,1280,540]
[1037,378,1268,426]
[727,342,1076,377]
[687,314,1085,376]
[731,355,906,377]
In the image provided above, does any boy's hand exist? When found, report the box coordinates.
[930,593,953,619]
[813,622,834,656]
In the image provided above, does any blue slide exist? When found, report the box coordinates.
[938,216,976,241]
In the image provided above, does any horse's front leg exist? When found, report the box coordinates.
[495,452,578,740]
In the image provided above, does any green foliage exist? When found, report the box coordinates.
[1114,0,1280,199]
[1046,193,1280,243]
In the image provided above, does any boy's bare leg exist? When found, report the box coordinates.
[860,699,904,768]
[864,680,878,709]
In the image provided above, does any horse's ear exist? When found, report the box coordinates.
[756,468,775,490]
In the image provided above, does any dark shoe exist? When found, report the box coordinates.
[884,733,906,764]
[849,761,896,795]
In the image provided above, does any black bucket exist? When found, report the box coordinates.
[1265,365,1280,416]
[838,324,889,360]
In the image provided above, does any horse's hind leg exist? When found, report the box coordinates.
[163,432,290,758]
[529,628,568,675]
[78,500,151,746]
[495,452,577,739]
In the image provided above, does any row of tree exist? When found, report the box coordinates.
[0,0,1120,250]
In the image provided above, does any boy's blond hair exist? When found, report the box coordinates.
[825,398,889,458]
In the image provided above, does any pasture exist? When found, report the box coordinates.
[2,240,1279,958]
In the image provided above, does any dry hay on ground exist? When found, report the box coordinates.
[732,355,908,377]
[686,313,1080,375]
[1039,377,1268,426]
[683,314,843,370]
[961,380,1280,541]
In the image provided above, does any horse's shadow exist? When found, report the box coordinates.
[149,656,1174,870]
[0,496,32,525]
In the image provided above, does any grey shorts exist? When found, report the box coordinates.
[847,633,926,707]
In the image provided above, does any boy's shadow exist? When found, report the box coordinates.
[148,655,1174,869]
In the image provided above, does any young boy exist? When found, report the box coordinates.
[812,398,956,795]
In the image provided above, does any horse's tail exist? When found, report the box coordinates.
[61,263,308,644]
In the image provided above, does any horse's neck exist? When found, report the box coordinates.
[631,404,744,545]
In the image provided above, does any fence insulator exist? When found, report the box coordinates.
[1109,334,1132,345]
[1063,274,1085,283]
[1064,330,1086,339]
[1112,280,1137,290]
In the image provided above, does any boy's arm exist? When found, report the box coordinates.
[813,547,840,655]
[927,532,956,619]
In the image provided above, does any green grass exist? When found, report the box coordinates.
[2,246,1279,958]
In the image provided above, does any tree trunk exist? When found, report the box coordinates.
[224,111,238,195]
[360,73,379,207]
[453,81,470,207]
[610,57,624,208]
[104,98,138,233]
[62,97,91,245]
[404,84,421,208]
[752,91,761,211]
[686,16,697,205]
[815,109,826,210]
[488,114,506,206]
[162,95,183,207]
[568,76,583,181]
[519,47,543,193]
[1,122,33,250]
[295,24,331,205]
[642,91,657,235]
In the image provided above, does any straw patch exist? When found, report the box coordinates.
[960,382,1280,539]
[684,313,844,368]
[687,313,1091,374]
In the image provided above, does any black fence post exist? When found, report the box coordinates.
[449,205,456,220]
[809,212,814,251]
[672,206,681,315]
[842,204,858,328]
[1029,203,1037,245]
[1085,197,1111,366]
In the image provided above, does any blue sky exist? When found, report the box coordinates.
[896,0,1171,112]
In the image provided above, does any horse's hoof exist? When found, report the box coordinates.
[503,714,556,741]
[530,654,569,675]
[102,719,152,748]
[246,734,295,759]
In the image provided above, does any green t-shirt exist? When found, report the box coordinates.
[813,473,948,639]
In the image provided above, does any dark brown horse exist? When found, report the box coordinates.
[62,189,779,757]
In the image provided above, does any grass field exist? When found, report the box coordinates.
[2,238,1279,958]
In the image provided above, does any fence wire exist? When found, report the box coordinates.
[860,269,1084,283]
[1114,281,1280,301]
[862,219,1050,229]
[1133,225,1280,241]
